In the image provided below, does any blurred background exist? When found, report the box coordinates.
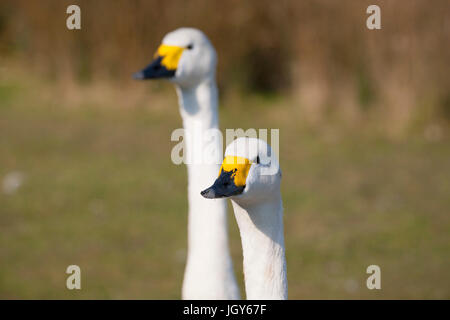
[0,0,449,299]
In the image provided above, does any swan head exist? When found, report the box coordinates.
[133,28,217,88]
[201,137,281,204]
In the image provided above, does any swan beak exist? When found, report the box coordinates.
[200,170,245,199]
[133,44,184,80]
[201,156,251,199]
[132,56,175,79]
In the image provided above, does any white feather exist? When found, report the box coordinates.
[161,28,240,299]
[226,137,288,300]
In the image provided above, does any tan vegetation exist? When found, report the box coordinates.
[0,0,449,136]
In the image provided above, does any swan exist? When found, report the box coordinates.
[133,28,240,299]
[201,137,288,299]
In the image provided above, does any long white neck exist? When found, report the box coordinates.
[231,192,287,300]
[176,77,240,299]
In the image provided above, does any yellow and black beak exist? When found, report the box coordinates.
[201,156,252,199]
[133,44,184,80]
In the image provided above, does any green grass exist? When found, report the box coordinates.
[0,74,449,299]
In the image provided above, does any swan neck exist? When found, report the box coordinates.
[176,77,219,130]
[177,77,239,299]
[231,193,288,300]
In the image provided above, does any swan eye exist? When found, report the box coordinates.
[187,44,193,50]
[256,156,260,164]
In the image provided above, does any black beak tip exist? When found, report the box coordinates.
[200,188,216,199]
[132,71,145,80]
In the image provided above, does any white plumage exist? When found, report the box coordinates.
[134,28,240,300]
[202,137,288,299]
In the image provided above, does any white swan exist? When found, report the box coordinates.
[133,28,240,299]
[201,137,288,299]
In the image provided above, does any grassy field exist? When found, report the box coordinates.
[0,66,449,299]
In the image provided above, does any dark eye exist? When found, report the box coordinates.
[187,44,193,50]
[256,156,260,164]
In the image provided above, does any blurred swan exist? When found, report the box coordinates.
[134,28,239,299]
[202,137,288,299]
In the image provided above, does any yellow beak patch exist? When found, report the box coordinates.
[155,44,184,71]
[219,156,252,187]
